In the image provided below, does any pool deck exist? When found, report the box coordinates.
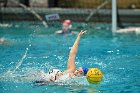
[0,8,140,23]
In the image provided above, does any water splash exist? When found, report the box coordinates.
[12,48,28,73]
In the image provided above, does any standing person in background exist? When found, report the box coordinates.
[55,20,78,35]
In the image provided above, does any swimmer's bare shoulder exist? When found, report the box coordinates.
[0,38,11,45]
[0,38,5,44]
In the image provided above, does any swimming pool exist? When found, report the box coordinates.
[0,22,140,93]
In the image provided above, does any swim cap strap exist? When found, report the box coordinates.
[82,67,89,76]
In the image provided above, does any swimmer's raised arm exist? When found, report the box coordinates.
[65,30,86,73]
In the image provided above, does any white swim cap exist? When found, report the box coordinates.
[48,69,62,81]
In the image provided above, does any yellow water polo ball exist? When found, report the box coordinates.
[86,68,103,84]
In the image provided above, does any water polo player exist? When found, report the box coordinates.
[35,30,103,85]
[55,20,78,34]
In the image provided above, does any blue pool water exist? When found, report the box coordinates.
[0,22,140,93]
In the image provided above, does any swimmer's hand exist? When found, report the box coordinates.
[78,30,87,36]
